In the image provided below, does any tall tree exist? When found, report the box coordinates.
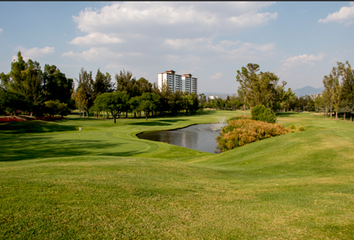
[76,68,94,118]
[236,63,288,114]
[139,92,161,121]
[137,77,152,94]
[8,52,45,115]
[72,88,88,118]
[43,64,73,104]
[339,61,354,121]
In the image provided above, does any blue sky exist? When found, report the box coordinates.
[1,1,353,94]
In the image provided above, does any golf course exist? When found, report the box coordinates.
[1,110,354,239]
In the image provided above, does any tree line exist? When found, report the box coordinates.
[0,51,200,122]
[0,52,74,117]
[319,61,354,121]
[75,68,200,123]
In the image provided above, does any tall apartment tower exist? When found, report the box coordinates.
[158,70,197,94]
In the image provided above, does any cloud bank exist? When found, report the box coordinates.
[319,3,354,26]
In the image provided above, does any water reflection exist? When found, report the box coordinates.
[137,123,227,154]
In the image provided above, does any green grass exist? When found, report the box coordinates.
[1,110,354,239]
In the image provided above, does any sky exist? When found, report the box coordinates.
[0,1,354,94]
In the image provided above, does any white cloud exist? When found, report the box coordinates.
[12,46,55,61]
[319,4,354,25]
[211,72,223,80]
[62,47,122,61]
[61,51,82,61]
[70,32,123,45]
[72,2,277,39]
[0,28,3,34]
[282,52,325,68]
[162,38,275,60]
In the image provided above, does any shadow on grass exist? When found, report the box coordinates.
[0,135,140,162]
[158,119,187,123]
[276,112,298,117]
[0,121,78,134]
[129,121,172,126]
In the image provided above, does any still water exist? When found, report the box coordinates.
[137,123,227,154]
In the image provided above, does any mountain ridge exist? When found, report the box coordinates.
[201,86,324,98]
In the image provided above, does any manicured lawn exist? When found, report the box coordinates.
[1,110,354,239]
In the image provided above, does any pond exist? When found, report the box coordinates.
[137,123,227,154]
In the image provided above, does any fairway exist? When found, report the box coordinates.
[1,111,354,239]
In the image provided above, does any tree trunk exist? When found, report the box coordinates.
[126,111,128,118]
[336,111,338,119]
[114,116,116,124]
[330,103,333,119]
[344,112,346,121]
[134,112,136,118]
[243,96,246,116]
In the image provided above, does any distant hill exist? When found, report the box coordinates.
[201,86,324,99]
[293,86,324,97]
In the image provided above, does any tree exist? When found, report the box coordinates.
[199,93,206,109]
[251,104,276,123]
[0,72,10,90]
[76,68,94,118]
[93,69,115,97]
[139,92,160,121]
[323,63,345,119]
[236,64,258,116]
[116,70,135,94]
[44,100,69,117]
[93,91,129,123]
[137,77,152,94]
[128,96,141,118]
[339,61,354,121]
[236,63,288,114]
[0,89,32,115]
[182,94,194,114]
[91,69,115,117]
[43,64,74,104]
[73,88,88,118]
[7,53,45,115]
[159,81,172,115]
[275,81,294,112]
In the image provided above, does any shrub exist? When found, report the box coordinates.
[227,115,251,123]
[298,126,305,131]
[216,118,290,152]
[251,105,276,123]
[289,125,296,130]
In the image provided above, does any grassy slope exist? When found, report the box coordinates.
[1,111,354,239]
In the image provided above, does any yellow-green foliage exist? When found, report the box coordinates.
[217,118,290,152]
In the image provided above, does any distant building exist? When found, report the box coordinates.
[208,95,219,100]
[158,70,197,94]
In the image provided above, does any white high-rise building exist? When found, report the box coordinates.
[158,70,198,94]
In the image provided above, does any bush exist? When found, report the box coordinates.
[227,115,251,123]
[298,126,305,131]
[216,118,290,152]
[251,105,276,123]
